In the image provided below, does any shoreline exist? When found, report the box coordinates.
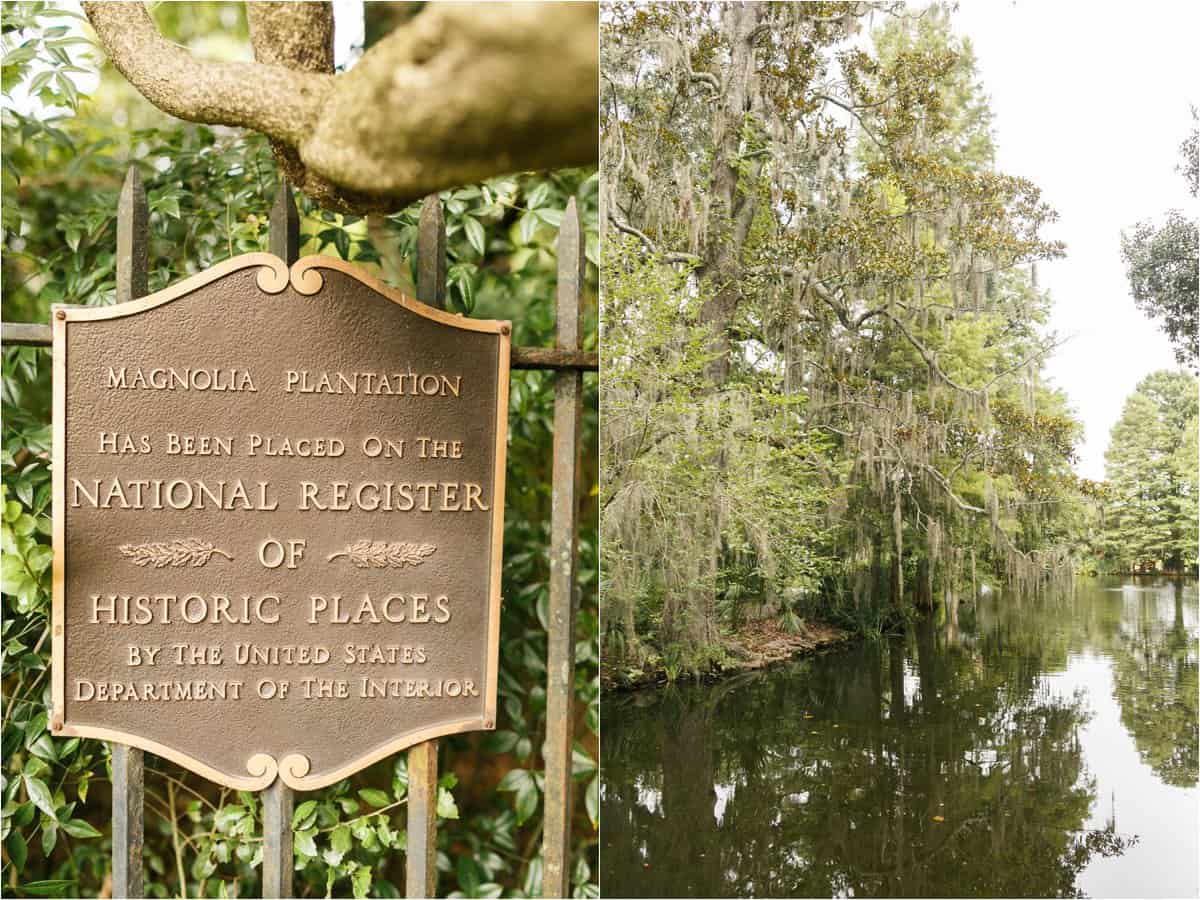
[601,619,854,693]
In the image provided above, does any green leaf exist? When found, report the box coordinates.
[456,855,482,894]
[357,787,390,808]
[1,555,28,594]
[293,828,318,858]
[291,799,318,830]
[585,775,599,829]
[23,775,55,820]
[6,830,27,870]
[514,782,538,825]
[436,786,458,820]
[331,823,352,854]
[526,181,552,210]
[496,768,531,793]
[60,817,101,838]
[572,747,597,776]
[0,46,38,68]
[213,804,246,832]
[20,880,75,897]
[464,216,486,257]
[351,864,372,899]
[12,802,36,828]
[489,730,519,753]
[40,819,57,856]
[27,734,57,762]
[535,207,564,228]
[518,210,539,245]
[334,228,351,259]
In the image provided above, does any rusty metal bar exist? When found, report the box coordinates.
[0,323,596,372]
[542,198,585,898]
[111,745,144,899]
[111,166,148,900]
[403,194,446,899]
[261,781,293,900]
[405,740,439,898]
[512,347,597,372]
[261,180,300,900]
[1,322,52,346]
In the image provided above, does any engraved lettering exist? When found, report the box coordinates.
[89,593,279,625]
[75,679,245,701]
[284,370,463,396]
[295,482,488,512]
[166,433,234,456]
[99,432,152,454]
[308,593,452,625]
[105,366,256,392]
[71,478,277,511]
[361,436,405,459]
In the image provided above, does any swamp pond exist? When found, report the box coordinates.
[600,576,1199,897]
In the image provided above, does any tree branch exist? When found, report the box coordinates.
[815,93,884,150]
[83,2,599,213]
[877,308,981,395]
[247,2,334,73]
[607,213,702,265]
[246,2,342,206]
[82,1,331,148]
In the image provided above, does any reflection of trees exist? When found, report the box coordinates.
[601,596,1142,897]
[1110,583,1199,787]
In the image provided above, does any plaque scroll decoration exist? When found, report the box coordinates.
[51,253,510,790]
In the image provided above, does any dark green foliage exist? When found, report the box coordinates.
[1120,212,1199,369]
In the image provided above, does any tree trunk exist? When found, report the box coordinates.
[697,1,764,385]
[679,3,767,653]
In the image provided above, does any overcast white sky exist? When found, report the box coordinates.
[947,2,1198,479]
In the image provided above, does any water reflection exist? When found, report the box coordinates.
[600,577,1198,898]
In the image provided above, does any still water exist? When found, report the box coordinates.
[600,577,1199,898]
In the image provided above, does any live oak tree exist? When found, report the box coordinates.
[602,2,1088,671]
[81,1,599,213]
[1120,110,1199,369]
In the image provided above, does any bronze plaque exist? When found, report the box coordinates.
[51,254,510,790]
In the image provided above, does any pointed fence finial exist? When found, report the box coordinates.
[417,194,447,310]
[117,166,148,303]
[270,180,300,265]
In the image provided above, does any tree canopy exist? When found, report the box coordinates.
[601,1,1094,679]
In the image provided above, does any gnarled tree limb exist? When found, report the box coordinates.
[83,1,599,213]
[82,1,331,147]
[607,213,702,266]
[245,2,354,209]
